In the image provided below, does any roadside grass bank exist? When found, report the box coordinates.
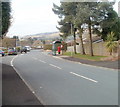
[63,52,107,61]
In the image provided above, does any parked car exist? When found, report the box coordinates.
[8,49,17,55]
[20,47,27,53]
[0,50,5,56]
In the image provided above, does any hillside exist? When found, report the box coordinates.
[22,32,61,40]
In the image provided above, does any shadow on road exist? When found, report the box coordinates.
[2,63,43,106]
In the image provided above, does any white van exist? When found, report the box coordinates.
[24,46,31,52]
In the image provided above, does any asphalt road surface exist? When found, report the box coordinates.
[4,50,118,105]
[2,54,43,106]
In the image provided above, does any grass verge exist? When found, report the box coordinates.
[63,52,107,61]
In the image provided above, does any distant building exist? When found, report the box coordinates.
[32,40,43,48]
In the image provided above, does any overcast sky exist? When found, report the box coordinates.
[7,0,60,37]
[6,0,119,37]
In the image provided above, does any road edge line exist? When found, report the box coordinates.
[10,55,45,105]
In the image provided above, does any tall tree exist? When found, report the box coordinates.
[100,10,120,40]
[92,2,119,41]
[53,3,78,54]
[74,18,85,55]
[1,2,11,39]
[76,2,97,56]
[53,2,116,56]
[77,27,85,55]
[76,2,115,56]
[57,19,71,41]
[0,2,2,37]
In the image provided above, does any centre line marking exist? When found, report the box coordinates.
[70,72,98,83]
[49,64,62,70]
[39,60,46,63]
[34,58,37,60]
[40,87,43,89]
[32,57,36,60]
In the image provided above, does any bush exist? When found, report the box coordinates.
[61,42,67,51]
[16,47,21,52]
[43,44,52,50]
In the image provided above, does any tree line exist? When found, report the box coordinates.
[0,2,11,39]
[52,1,120,56]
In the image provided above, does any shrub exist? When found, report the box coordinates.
[43,44,52,50]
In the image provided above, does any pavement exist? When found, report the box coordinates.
[47,52,119,70]
[2,59,44,106]
[60,56,119,70]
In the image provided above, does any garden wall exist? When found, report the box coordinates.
[67,41,119,56]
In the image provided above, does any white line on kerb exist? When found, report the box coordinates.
[11,59,14,66]
[39,60,46,63]
[10,55,45,104]
[49,64,62,70]
[70,72,98,83]
[11,55,18,67]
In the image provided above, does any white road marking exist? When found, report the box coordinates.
[40,87,43,89]
[11,55,18,67]
[39,60,46,63]
[34,57,37,60]
[49,64,62,70]
[70,72,98,83]
[11,59,14,67]
[33,57,47,63]
[32,57,47,63]
[10,54,45,104]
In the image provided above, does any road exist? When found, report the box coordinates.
[2,50,118,105]
[2,55,43,105]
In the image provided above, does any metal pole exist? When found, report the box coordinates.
[15,37,17,47]
[15,37,18,52]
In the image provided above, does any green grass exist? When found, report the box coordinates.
[63,52,107,61]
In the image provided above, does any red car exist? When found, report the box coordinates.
[8,49,17,55]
